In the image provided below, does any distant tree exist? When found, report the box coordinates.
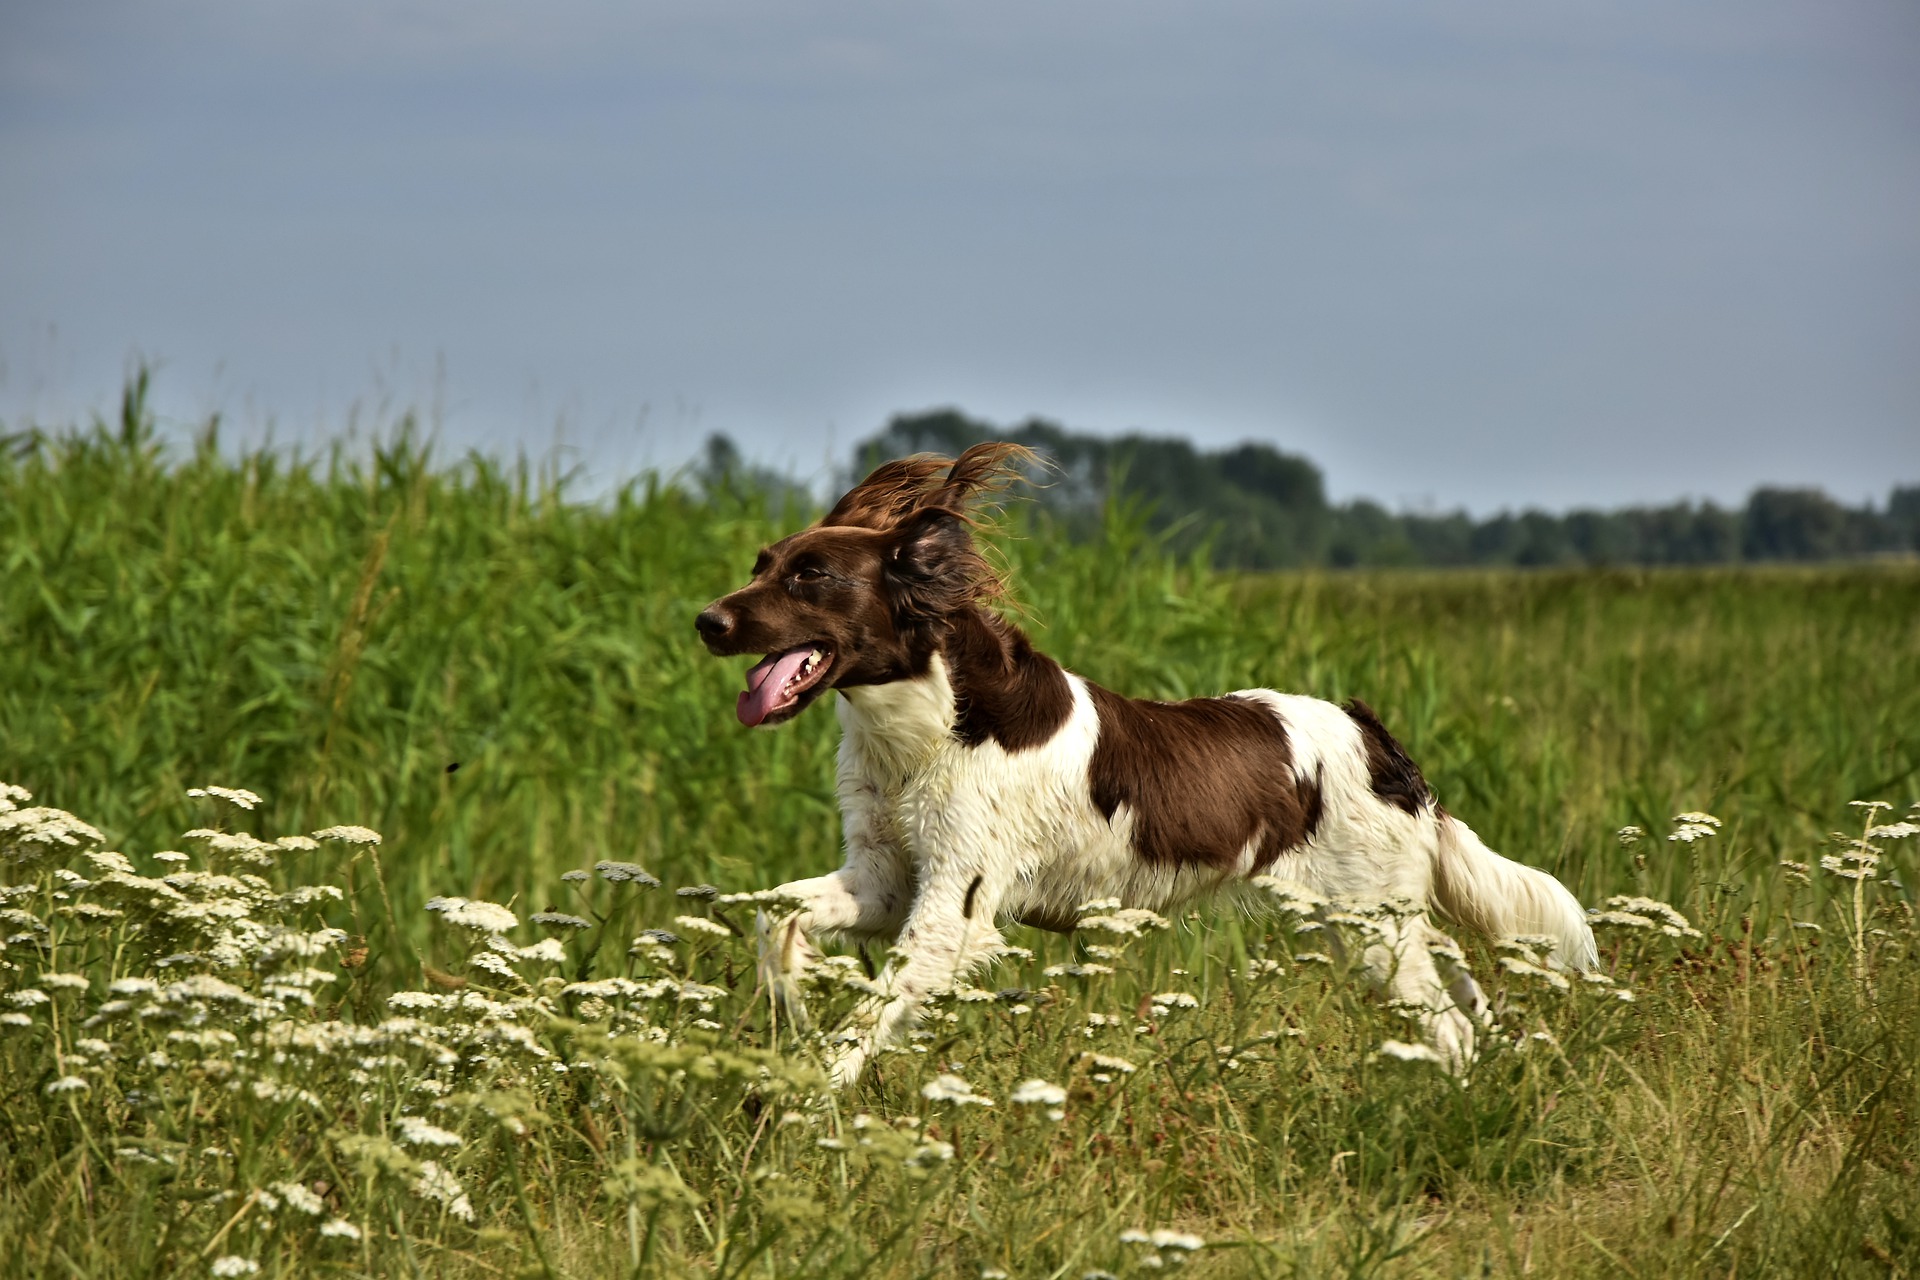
[843,410,1918,571]
[852,411,1331,568]
[1742,487,1847,561]
[1890,485,1920,552]
[695,433,813,515]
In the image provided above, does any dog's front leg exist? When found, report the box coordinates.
[758,857,911,1030]
[826,869,1006,1089]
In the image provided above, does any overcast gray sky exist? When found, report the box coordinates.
[3,0,1916,513]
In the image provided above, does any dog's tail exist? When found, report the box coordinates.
[1430,811,1597,971]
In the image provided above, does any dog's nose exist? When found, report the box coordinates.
[695,605,735,644]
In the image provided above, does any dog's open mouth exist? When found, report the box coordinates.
[737,644,835,727]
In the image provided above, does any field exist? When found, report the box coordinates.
[3,407,1919,1278]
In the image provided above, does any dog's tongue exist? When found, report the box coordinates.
[737,647,814,727]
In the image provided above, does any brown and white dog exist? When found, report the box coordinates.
[696,443,1595,1086]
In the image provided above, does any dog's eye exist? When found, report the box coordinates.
[792,566,828,584]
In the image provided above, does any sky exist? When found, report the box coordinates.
[3,0,1917,515]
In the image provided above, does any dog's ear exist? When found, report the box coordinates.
[884,507,976,622]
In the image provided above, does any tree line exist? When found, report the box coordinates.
[809,410,1918,570]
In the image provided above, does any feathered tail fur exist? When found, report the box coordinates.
[1430,813,1598,970]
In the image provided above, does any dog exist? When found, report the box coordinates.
[696,443,1596,1087]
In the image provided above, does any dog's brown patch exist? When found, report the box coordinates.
[1342,698,1431,815]
[942,607,1074,751]
[1086,687,1318,870]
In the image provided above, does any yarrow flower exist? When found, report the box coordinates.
[187,786,262,811]
[209,1258,259,1278]
[414,1161,475,1220]
[311,825,382,845]
[531,910,592,930]
[396,1115,463,1148]
[271,1181,326,1216]
[673,915,732,939]
[424,896,518,934]
[921,1074,994,1106]
[1589,895,1702,939]
[594,861,660,886]
[319,1219,362,1241]
[1009,1079,1067,1106]
[1669,812,1722,844]
[1074,907,1170,937]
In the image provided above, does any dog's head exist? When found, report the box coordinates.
[695,443,1033,727]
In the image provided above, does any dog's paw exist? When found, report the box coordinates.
[756,909,819,1031]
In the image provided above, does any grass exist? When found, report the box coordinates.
[2,399,1918,1278]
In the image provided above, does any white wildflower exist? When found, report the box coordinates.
[40,972,90,991]
[673,915,732,939]
[1043,963,1114,978]
[1596,895,1701,939]
[1497,956,1571,990]
[46,1076,90,1094]
[188,786,262,811]
[319,1218,362,1241]
[1149,991,1199,1013]
[424,896,518,934]
[153,851,190,863]
[1669,812,1721,843]
[0,803,105,860]
[1084,1052,1137,1074]
[209,1257,259,1277]
[8,990,49,1008]
[1076,908,1170,936]
[396,1115,463,1148]
[468,951,519,978]
[1121,1228,1207,1254]
[594,861,660,886]
[1150,1231,1205,1252]
[0,1012,31,1027]
[312,825,381,845]
[271,1181,326,1215]
[921,1074,993,1106]
[413,1161,475,1220]
[1010,1079,1067,1106]
[515,937,568,965]
[387,991,443,1010]
[531,910,591,930]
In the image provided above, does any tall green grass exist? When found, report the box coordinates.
[3,396,1918,1277]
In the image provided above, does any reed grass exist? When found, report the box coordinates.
[1,401,1917,1277]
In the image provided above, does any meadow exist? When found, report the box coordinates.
[3,398,1918,1278]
